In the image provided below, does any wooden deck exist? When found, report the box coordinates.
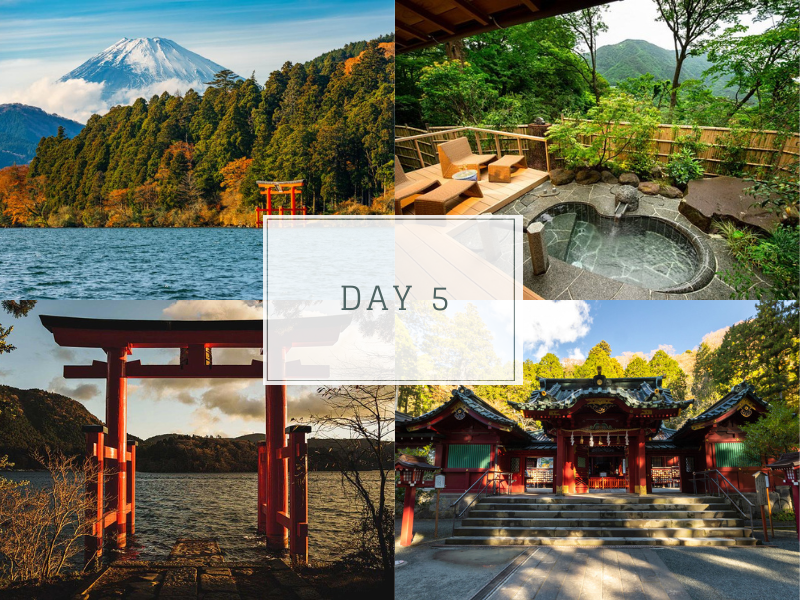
[402,163,549,215]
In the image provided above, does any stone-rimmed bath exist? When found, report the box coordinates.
[496,180,771,300]
[532,201,715,293]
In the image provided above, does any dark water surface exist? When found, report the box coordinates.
[8,471,380,563]
[0,228,262,299]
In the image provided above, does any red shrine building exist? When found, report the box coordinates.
[396,377,780,496]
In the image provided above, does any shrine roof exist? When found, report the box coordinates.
[401,386,526,434]
[673,382,767,438]
[508,376,692,412]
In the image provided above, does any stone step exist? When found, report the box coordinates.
[475,496,725,506]
[461,518,744,528]
[445,536,759,547]
[468,509,737,519]
[452,526,750,538]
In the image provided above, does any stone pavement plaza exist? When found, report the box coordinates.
[395,521,799,600]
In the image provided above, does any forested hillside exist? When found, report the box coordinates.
[0,36,393,226]
[593,40,732,97]
[0,385,102,468]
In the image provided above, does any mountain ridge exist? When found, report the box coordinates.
[0,104,84,168]
[595,39,733,98]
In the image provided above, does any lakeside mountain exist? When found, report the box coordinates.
[137,434,392,472]
[0,386,390,472]
[59,37,238,103]
[595,39,733,97]
[0,385,102,468]
[0,104,84,168]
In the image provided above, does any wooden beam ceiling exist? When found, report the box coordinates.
[396,0,620,54]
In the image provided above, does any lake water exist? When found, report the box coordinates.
[6,470,383,563]
[0,228,262,299]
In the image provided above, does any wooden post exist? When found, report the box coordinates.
[400,486,416,546]
[494,134,502,157]
[257,442,267,534]
[555,430,565,495]
[83,425,106,567]
[286,425,311,565]
[266,187,273,214]
[290,187,297,215]
[127,441,136,535]
[434,489,440,538]
[564,436,575,494]
[413,140,425,169]
[265,385,288,549]
[636,430,646,495]
[105,347,128,548]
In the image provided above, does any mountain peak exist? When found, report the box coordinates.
[58,37,238,102]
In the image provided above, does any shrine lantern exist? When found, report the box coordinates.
[396,454,440,547]
[396,453,439,487]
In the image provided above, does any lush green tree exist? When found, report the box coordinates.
[559,7,609,103]
[418,60,498,126]
[700,0,799,127]
[740,402,799,463]
[701,300,798,407]
[574,341,624,378]
[648,349,688,400]
[624,356,651,377]
[0,300,36,355]
[652,0,756,111]
[546,92,660,173]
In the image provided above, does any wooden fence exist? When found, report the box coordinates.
[396,123,799,178]
[395,125,550,173]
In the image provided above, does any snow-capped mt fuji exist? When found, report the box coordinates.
[58,37,238,103]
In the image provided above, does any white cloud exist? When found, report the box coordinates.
[162,300,262,321]
[568,348,585,361]
[0,77,106,123]
[522,301,592,359]
[47,377,100,401]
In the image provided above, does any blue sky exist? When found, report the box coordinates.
[0,0,392,119]
[522,300,757,362]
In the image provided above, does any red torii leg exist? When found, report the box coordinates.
[265,385,288,549]
[83,424,105,566]
[105,346,128,548]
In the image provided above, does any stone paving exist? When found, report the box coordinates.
[496,181,771,300]
[485,547,693,600]
[76,539,323,600]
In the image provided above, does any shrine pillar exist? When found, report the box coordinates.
[400,487,416,546]
[627,444,636,493]
[105,347,128,548]
[635,429,646,495]
[265,384,288,549]
[564,434,575,494]
[555,430,565,495]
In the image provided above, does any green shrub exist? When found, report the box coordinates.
[546,91,659,171]
[666,148,704,186]
[718,222,799,299]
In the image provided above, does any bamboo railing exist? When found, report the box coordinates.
[396,123,799,179]
[395,125,550,173]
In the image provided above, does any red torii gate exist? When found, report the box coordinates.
[40,315,348,565]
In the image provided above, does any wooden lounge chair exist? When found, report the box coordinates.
[395,156,440,215]
[438,137,496,179]
[488,154,527,183]
[415,179,483,215]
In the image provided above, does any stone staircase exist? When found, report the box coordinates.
[446,494,758,546]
